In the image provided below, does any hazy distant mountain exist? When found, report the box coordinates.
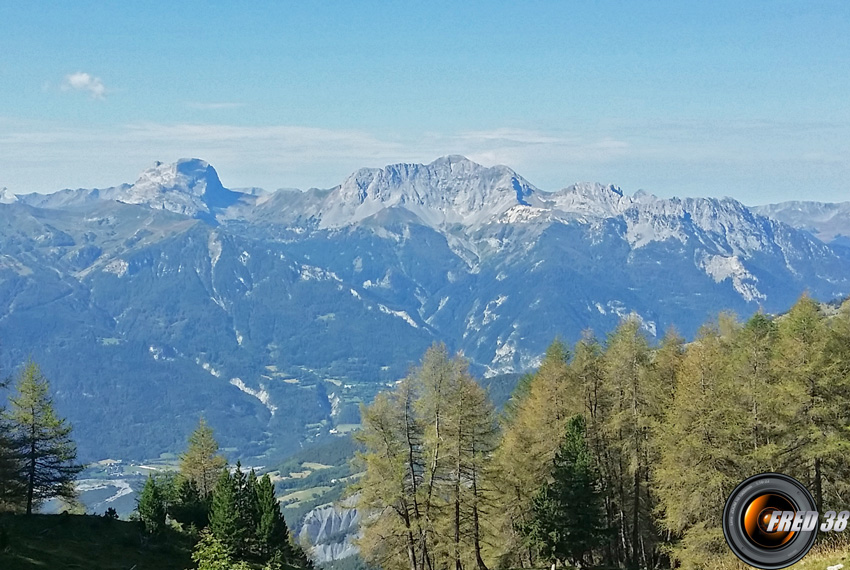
[2,156,849,462]
[753,201,850,249]
[16,159,248,218]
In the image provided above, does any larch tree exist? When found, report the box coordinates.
[355,378,426,570]
[772,295,850,510]
[491,340,577,567]
[602,318,655,569]
[654,323,743,569]
[4,361,83,515]
[179,418,227,499]
[823,298,850,503]
[570,332,621,566]
[437,358,499,570]
[356,343,501,570]
[731,312,781,471]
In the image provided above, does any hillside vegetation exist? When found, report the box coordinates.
[0,514,193,569]
[353,295,850,570]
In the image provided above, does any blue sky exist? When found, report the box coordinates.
[1,1,849,202]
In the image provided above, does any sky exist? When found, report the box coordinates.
[1,1,849,203]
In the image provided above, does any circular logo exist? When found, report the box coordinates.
[723,473,818,569]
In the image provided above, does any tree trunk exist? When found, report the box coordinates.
[26,419,36,515]
[455,411,463,570]
[471,469,489,570]
[407,525,419,570]
[814,457,823,511]
[632,466,640,569]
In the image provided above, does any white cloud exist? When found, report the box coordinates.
[61,72,106,99]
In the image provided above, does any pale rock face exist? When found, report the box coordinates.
[0,187,17,204]
[546,182,631,218]
[116,158,240,216]
[317,155,540,229]
[297,502,361,563]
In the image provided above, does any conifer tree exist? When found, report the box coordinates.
[180,418,227,499]
[356,377,426,570]
[170,477,209,530]
[356,344,500,570]
[491,340,576,567]
[0,389,25,513]
[771,294,849,510]
[521,415,608,567]
[210,469,243,555]
[655,323,743,568]
[191,529,237,570]
[570,332,621,565]
[232,461,255,556]
[732,312,781,471]
[3,361,83,514]
[439,360,499,570]
[137,475,167,534]
[255,473,292,560]
[602,318,655,569]
[823,298,850,503]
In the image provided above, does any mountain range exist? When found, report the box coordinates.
[2,156,849,462]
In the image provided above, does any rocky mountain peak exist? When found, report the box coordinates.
[319,156,539,228]
[121,158,240,216]
[131,158,222,197]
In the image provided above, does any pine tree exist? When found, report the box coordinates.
[0,404,25,513]
[137,475,167,534]
[180,418,227,499]
[3,361,83,515]
[170,477,209,530]
[255,473,292,560]
[521,415,608,567]
[209,469,242,555]
[231,461,255,556]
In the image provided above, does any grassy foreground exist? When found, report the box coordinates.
[713,540,850,570]
[0,513,194,570]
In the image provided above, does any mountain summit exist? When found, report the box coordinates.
[119,158,241,216]
[316,155,539,229]
[15,158,243,218]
